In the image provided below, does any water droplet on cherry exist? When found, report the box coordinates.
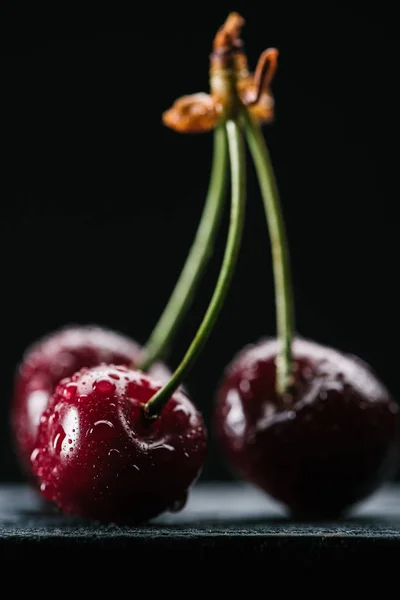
[53,426,66,455]
[93,379,116,394]
[30,448,39,463]
[63,384,77,400]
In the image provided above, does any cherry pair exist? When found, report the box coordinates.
[10,13,399,524]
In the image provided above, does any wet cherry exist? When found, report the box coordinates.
[214,337,399,517]
[11,325,170,476]
[31,364,206,523]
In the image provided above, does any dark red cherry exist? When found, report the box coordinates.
[214,337,399,518]
[31,364,206,523]
[11,325,170,477]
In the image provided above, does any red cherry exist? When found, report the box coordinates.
[11,325,170,477]
[214,337,399,518]
[31,364,206,523]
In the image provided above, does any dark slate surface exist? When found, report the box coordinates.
[2,482,400,566]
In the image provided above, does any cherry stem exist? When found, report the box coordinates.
[138,126,228,371]
[241,108,295,396]
[144,119,246,418]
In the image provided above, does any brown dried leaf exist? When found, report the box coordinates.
[162,93,220,133]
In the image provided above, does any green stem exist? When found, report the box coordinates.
[241,108,295,396]
[139,126,228,371]
[144,119,246,418]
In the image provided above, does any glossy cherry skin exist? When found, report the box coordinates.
[214,337,399,518]
[31,364,206,523]
[11,325,170,477]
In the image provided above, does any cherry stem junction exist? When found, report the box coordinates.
[241,108,295,396]
[139,126,228,371]
[144,120,246,418]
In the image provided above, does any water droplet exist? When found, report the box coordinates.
[93,379,116,394]
[40,482,47,493]
[95,419,114,428]
[184,451,189,458]
[86,420,115,442]
[108,448,121,458]
[68,439,72,444]
[287,410,296,420]
[109,373,120,380]
[63,384,77,400]
[150,443,175,452]
[132,464,140,471]
[53,427,66,455]
[30,448,40,463]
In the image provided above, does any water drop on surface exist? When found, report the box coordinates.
[152,443,175,452]
[109,373,120,380]
[30,448,40,463]
[53,427,66,455]
[93,379,116,394]
[108,448,121,458]
[63,384,77,400]
[287,411,296,420]
[40,482,47,493]
[87,420,115,442]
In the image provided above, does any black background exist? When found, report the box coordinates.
[1,4,399,482]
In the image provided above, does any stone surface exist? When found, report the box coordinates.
[2,482,400,566]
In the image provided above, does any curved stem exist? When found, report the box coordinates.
[139,126,228,371]
[241,108,295,396]
[144,119,246,418]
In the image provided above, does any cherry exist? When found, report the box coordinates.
[215,337,399,518]
[31,364,206,523]
[11,325,170,476]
